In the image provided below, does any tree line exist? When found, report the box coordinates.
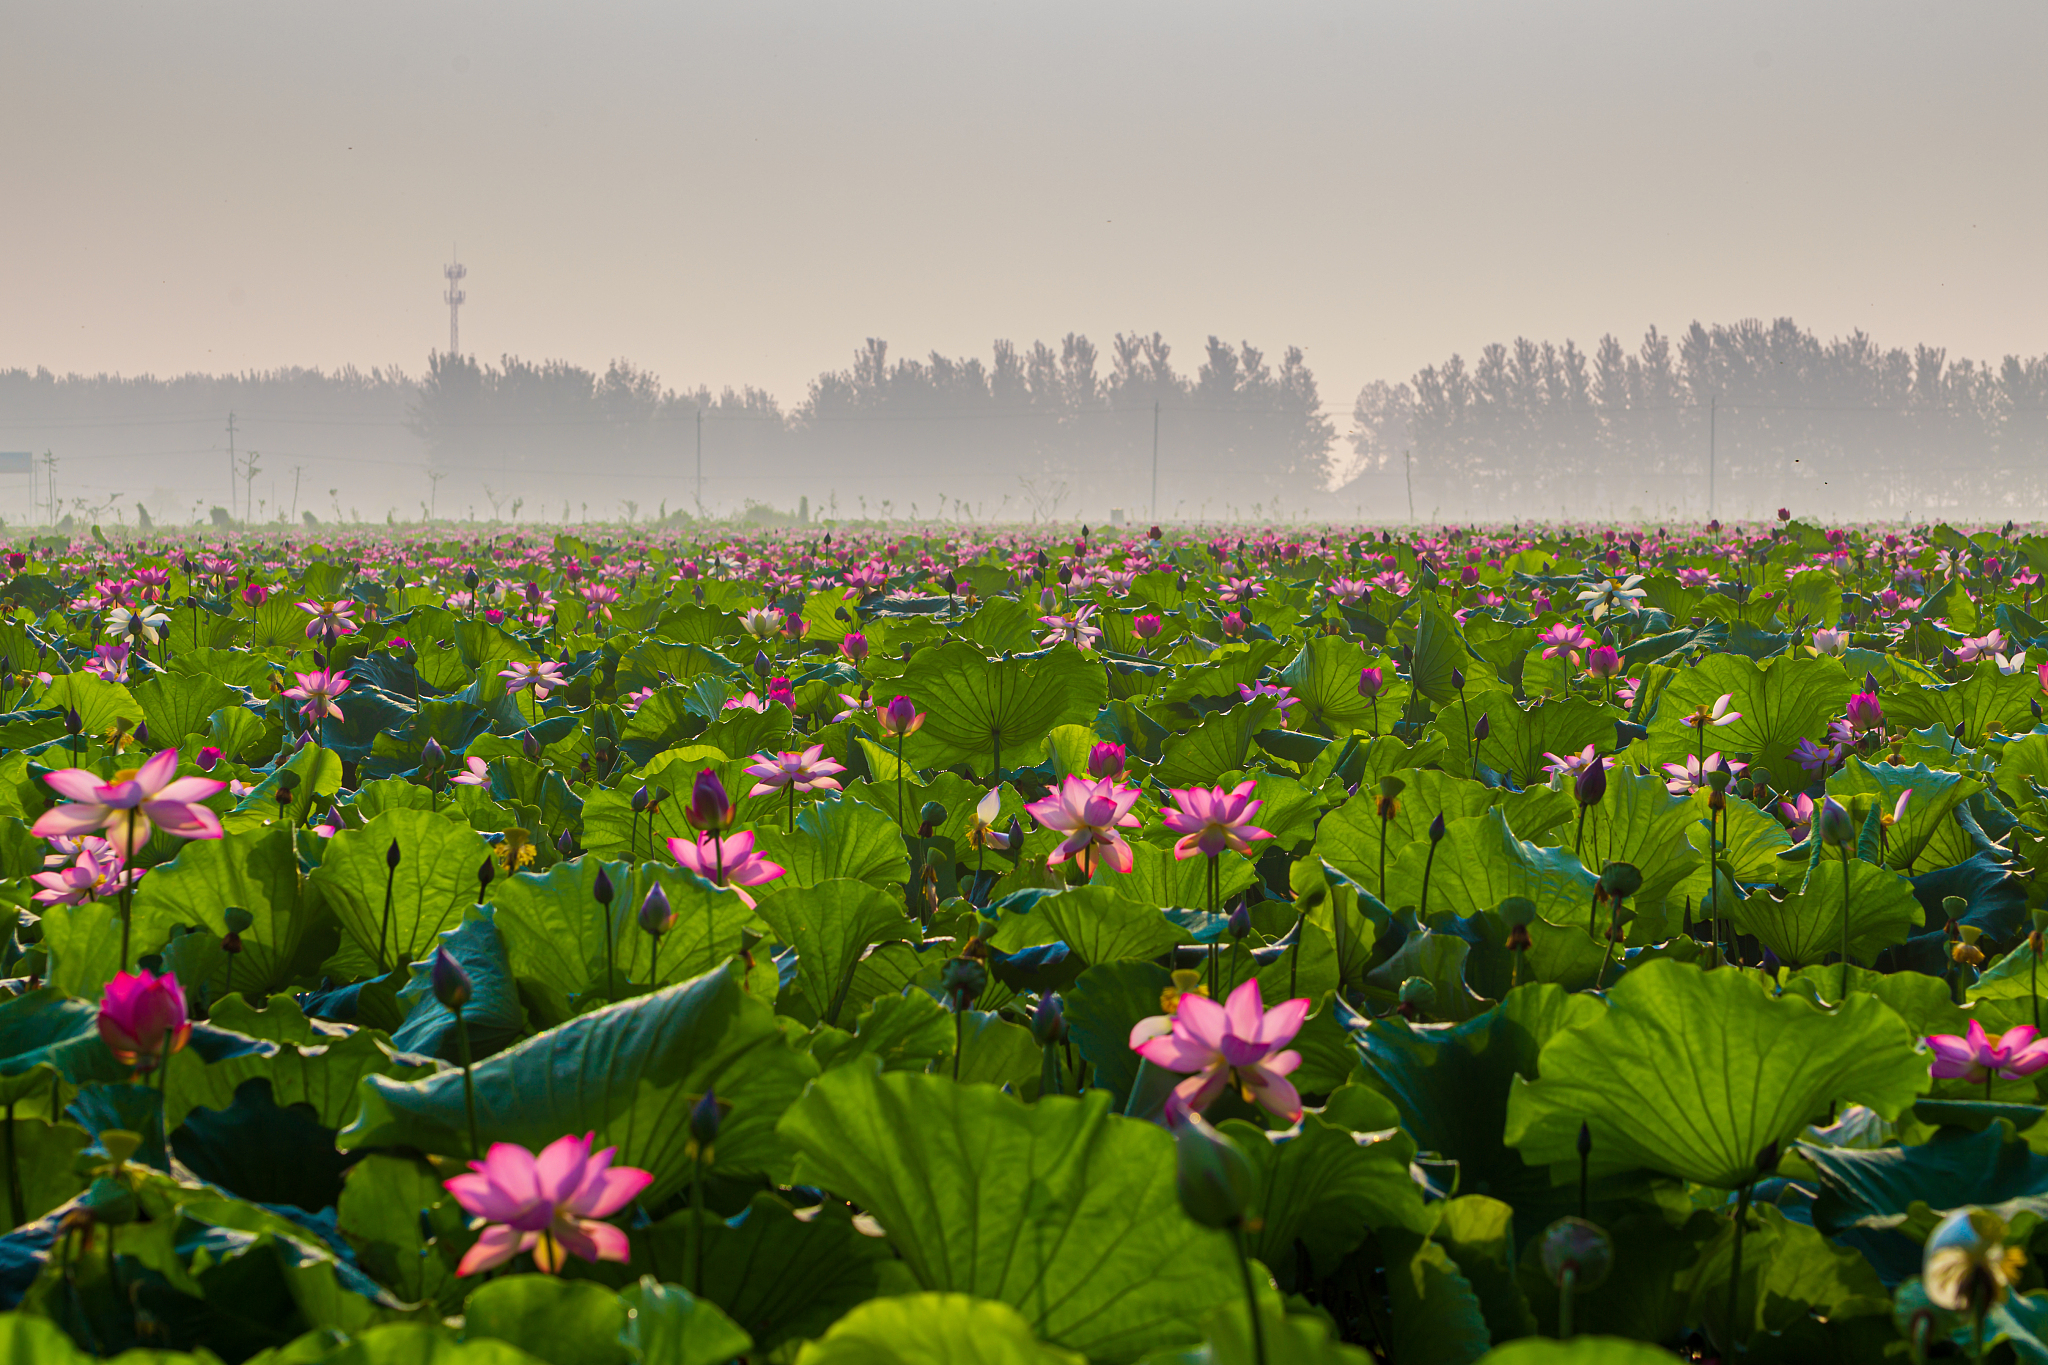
[1345,317,2048,521]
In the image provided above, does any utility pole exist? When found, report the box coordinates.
[444,249,467,356]
[1404,449,1415,523]
[695,407,704,515]
[1707,394,1716,520]
[41,453,56,526]
[1150,400,1160,523]
[226,412,238,522]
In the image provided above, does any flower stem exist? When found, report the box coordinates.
[690,1149,706,1297]
[454,1001,481,1161]
[1231,1230,1268,1365]
[1726,1181,1753,1355]
[1839,846,1852,1002]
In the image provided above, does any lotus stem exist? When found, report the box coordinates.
[1839,845,1852,1002]
[1232,1229,1268,1365]
[453,1000,481,1161]
[1727,1181,1753,1355]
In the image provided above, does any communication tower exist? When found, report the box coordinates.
[443,249,468,356]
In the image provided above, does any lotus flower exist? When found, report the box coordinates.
[1024,774,1144,875]
[1777,794,1816,842]
[32,749,226,853]
[965,788,1012,851]
[98,968,191,1069]
[1543,743,1599,780]
[1926,1022,2048,1084]
[1130,977,1310,1125]
[283,669,350,722]
[1679,693,1741,730]
[1808,628,1849,657]
[500,660,569,699]
[879,696,925,738]
[31,839,135,905]
[442,1133,653,1276]
[1660,751,1744,796]
[667,830,785,908]
[451,756,492,787]
[1159,780,1272,860]
[1537,623,1591,666]
[744,745,847,797]
[297,599,358,640]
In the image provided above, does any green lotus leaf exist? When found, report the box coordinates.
[754,878,921,1026]
[161,998,434,1133]
[132,824,329,995]
[343,966,817,1198]
[1092,840,1257,912]
[1156,696,1278,789]
[310,807,493,972]
[615,1278,755,1365]
[1504,959,1931,1188]
[1271,634,1393,735]
[750,796,910,895]
[898,641,1107,775]
[1475,1336,1694,1365]
[777,1067,1239,1362]
[1647,652,1852,783]
[1385,808,1599,930]
[793,1294,1084,1365]
[1314,771,1498,891]
[1824,756,1981,872]
[463,1276,627,1365]
[392,910,526,1061]
[1885,659,2040,745]
[1451,696,1617,793]
[1219,1084,1430,1286]
[1729,855,1924,967]
[131,672,241,746]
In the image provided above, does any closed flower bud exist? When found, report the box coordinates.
[430,946,473,1009]
[1450,667,1465,691]
[556,827,579,858]
[1574,755,1607,807]
[594,867,614,906]
[1538,1217,1613,1292]
[1428,812,1447,843]
[1087,742,1128,781]
[386,838,402,870]
[1816,796,1855,849]
[639,882,675,937]
[689,1088,725,1150]
[1228,902,1252,940]
[477,857,494,895]
[1173,1114,1253,1231]
[686,769,735,832]
[419,737,446,770]
[1474,711,1491,742]
[1357,666,1386,699]
[521,730,543,762]
[1030,993,1066,1046]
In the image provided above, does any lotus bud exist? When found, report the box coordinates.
[1816,796,1855,849]
[1574,756,1606,808]
[477,857,494,896]
[1228,901,1252,940]
[419,737,446,771]
[1428,813,1447,843]
[688,1087,725,1153]
[840,631,869,665]
[1538,1217,1613,1292]
[685,769,735,832]
[555,827,579,858]
[1087,742,1128,781]
[1474,711,1491,743]
[639,882,675,937]
[940,955,987,1012]
[430,946,473,1009]
[1450,667,1465,691]
[918,800,947,836]
[594,867,614,907]
[1357,666,1386,699]
[1173,1114,1253,1231]
[521,729,543,762]
[754,649,773,680]
[1030,993,1066,1046]
[1133,614,1164,641]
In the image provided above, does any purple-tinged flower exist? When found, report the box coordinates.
[442,1133,653,1276]
[1926,1022,2048,1084]
[501,660,570,700]
[667,830,786,908]
[1661,751,1745,797]
[1024,774,1144,876]
[283,669,350,723]
[297,599,358,640]
[32,749,226,853]
[1130,978,1310,1126]
[1159,780,1272,860]
[1087,742,1128,781]
[744,745,847,797]
[98,968,191,1070]
[1778,794,1816,841]
[879,696,925,738]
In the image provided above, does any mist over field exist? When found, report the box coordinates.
[4,1,2044,528]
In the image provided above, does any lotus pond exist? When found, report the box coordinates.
[0,516,2041,1364]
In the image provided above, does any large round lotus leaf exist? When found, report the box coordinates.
[1503,959,1930,1189]
[777,1066,1238,1363]
[793,1294,1084,1365]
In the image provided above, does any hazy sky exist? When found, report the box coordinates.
[5,0,2045,414]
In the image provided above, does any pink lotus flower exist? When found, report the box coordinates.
[1038,604,1104,651]
[1537,623,1591,667]
[1543,743,1600,779]
[745,745,847,796]
[1024,774,1144,876]
[32,839,135,905]
[1679,692,1742,730]
[451,756,492,787]
[1087,742,1127,781]
[1778,794,1816,841]
[501,660,569,700]
[1326,577,1371,606]
[1955,630,2007,664]
[98,968,191,1070]
[1584,645,1621,680]
[1130,978,1309,1125]
[1661,751,1745,796]
[668,829,786,908]
[579,583,620,620]
[1843,691,1884,734]
[1159,780,1272,860]
[32,749,226,854]
[297,599,358,640]
[284,669,350,723]
[1236,682,1300,724]
[1926,1022,2048,1084]
[879,696,925,738]
[443,1133,653,1276]
[1133,614,1165,641]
